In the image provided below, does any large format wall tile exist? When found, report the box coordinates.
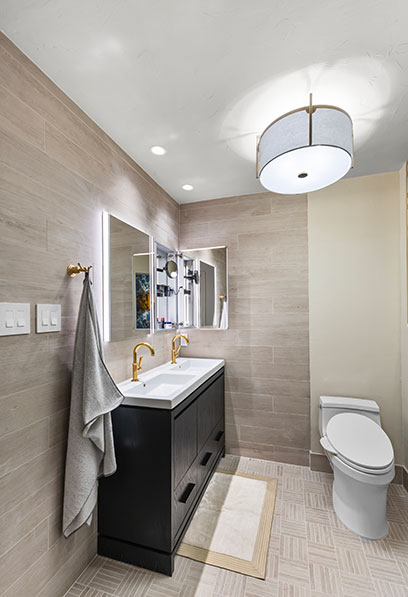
[180,193,310,466]
[0,33,179,596]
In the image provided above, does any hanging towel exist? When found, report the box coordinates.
[219,297,228,329]
[63,274,123,538]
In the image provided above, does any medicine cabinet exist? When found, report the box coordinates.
[102,212,228,341]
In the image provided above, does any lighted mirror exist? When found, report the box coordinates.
[180,246,228,329]
[103,213,152,341]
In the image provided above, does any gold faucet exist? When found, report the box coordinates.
[132,342,155,381]
[171,334,189,364]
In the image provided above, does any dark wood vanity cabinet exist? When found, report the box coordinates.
[98,368,225,575]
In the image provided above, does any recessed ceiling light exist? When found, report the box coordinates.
[150,145,166,155]
[182,184,194,191]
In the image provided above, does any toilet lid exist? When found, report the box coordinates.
[326,413,394,470]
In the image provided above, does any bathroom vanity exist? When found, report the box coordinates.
[98,358,225,575]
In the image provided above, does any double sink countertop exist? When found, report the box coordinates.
[118,357,225,409]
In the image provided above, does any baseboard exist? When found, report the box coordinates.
[309,451,405,485]
[403,466,408,491]
[309,452,332,474]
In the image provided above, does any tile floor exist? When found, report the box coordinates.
[65,455,408,597]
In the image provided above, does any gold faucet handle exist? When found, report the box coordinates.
[137,355,143,371]
[175,344,182,358]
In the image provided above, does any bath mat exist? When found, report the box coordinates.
[177,469,277,579]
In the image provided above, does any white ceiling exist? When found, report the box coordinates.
[2,0,408,203]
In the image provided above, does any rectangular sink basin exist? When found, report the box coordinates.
[118,357,224,409]
[121,374,196,398]
[168,358,222,374]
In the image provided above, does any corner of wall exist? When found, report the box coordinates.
[400,163,408,468]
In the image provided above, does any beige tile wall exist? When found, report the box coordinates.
[179,193,310,466]
[0,34,179,596]
[0,31,311,595]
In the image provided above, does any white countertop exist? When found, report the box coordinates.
[118,357,225,409]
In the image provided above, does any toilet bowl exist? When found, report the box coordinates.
[319,396,394,539]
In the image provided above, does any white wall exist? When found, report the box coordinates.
[308,172,402,462]
[400,164,408,468]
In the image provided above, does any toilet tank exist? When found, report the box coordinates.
[319,396,381,436]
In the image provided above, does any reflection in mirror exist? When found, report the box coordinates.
[165,259,178,279]
[200,261,215,326]
[133,253,150,329]
[103,214,152,341]
[180,246,228,329]
[155,243,178,331]
[179,256,195,328]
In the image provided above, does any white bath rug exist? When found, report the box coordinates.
[177,469,277,579]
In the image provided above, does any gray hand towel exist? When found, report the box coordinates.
[63,275,123,538]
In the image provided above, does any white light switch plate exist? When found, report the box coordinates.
[0,303,30,336]
[36,304,61,333]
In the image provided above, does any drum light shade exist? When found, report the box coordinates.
[257,96,353,194]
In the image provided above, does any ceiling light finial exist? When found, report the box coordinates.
[256,94,353,194]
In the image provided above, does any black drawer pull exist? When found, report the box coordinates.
[200,452,212,467]
[179,483,195,504]
[215,430,224,442]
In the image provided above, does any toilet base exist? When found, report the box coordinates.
[331,457,394,540]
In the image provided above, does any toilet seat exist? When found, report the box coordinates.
[324,413,394,474]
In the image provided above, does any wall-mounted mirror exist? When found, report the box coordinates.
[103,213,152,341]
[154,242,179,331]
[180,246,228,329]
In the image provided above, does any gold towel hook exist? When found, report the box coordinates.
[67,263,93,277]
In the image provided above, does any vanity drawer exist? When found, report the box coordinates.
[196,417,225,486]
[197,374,224,449]
[173,416,225,541]
[173,401,198,488]
[173,465,199,536]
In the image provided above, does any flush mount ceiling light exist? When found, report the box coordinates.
[182,184,194,191]
[256,94,353,194]
[150,145,166,155]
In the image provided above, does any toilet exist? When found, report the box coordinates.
[319,396,395,539]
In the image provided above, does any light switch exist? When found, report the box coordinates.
[50,310,58,327]
[0,303,30,336]
[5,310,14,328]
[36,304,61,333]
[16,311,25,327]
